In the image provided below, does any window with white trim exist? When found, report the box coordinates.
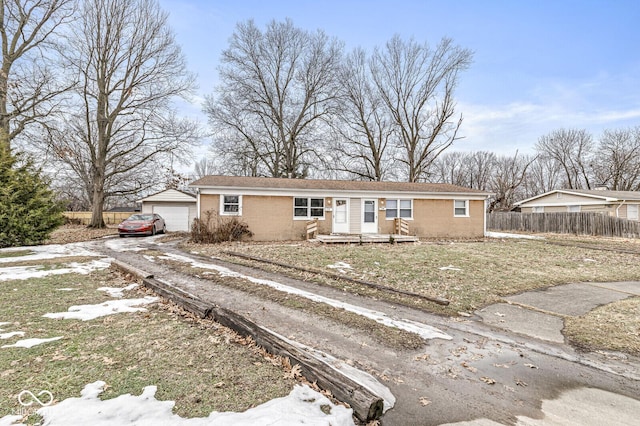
[454,200,468,217]
[385,199,413,219]
[532,206,544,213]
[221,195,241,215]
[294,197,324,219]
[567,205,581,212]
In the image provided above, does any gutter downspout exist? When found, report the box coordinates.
[616,200,626,218]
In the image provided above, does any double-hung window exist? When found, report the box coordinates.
[221,195,241,215]
[385,199,413,219]
[454,200,468,217]
[294,197,324,219]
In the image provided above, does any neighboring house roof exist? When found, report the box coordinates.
[138,188,197,203]
[189,175,492,198]
[515,189,640,206]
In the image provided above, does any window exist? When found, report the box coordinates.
[567,205,581,213]
[385,199,413,219]
[294,197,324,219]
[454,200,468,216]
[221,195,241,215]
[532,206,545,213]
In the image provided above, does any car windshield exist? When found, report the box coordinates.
[127,214,153,221]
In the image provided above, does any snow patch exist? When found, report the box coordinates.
[0,259,112,281]
[485,231,544,240]
[0,331,25,339]
[2,336,63,349]
[0,415,22,426]
[439,265,461,271]
[0,243,101,264]
[327,261,353,274]
[17,381,354,426]
[57,288,78,291]
[161,252,451,341]
[97,283,139,298]
[43,297,159,321]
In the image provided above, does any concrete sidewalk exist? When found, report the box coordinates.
[476,281,640,344]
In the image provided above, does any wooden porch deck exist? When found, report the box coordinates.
[314,234,419,244]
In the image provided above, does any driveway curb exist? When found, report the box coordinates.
[111,259,384,422]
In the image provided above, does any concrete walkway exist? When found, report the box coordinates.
[476,281,640,344]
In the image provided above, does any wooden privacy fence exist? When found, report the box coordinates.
[64,211,135,225]
[487,212,640,238]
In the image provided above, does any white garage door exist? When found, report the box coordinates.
[152,206,190,231]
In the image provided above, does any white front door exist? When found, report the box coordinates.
[361,199,377,233]
[333,198,349,233]
[628,204,639,221]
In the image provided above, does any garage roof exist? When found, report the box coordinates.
[138,189,196,203]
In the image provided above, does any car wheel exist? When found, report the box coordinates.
[162,224,167,234]
[119,234,125,238]
[151,226,156,236]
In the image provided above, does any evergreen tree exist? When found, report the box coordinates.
[0,152,65,248]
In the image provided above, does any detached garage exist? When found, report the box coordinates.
[139,189,197,232]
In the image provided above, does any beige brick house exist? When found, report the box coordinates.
[189,176,491,241]
[515,189,640,220]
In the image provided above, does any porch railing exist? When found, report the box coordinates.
[394,217,409,235]
[306,218,319,239]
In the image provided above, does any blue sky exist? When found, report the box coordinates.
[158,0,640,156]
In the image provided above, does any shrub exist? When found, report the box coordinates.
[0,153,65,248]
[190,210,253,244]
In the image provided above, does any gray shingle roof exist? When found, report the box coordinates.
[189,175,491,195]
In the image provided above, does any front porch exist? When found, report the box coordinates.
[306,217,417,243]
[314,234,419,244]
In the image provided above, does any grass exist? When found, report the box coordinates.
[183,239,640,313]
[0,251,33,259]
[0,267,297,421]
[182,237,640,355]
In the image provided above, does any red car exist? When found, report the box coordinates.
[118,213,166,237]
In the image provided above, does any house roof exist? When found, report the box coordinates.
[138,188,197,203]
[515,189,640,206]
[189,175,491,196]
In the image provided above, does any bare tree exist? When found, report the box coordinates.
[329,47,395,181]
[205,19,343,178]
[370,36,472,182]
[47,0,197,227]
[593,127,640,191]
[192,156,217,180]
[467,151,497,190]
[523,154,563,197]
[431,151,470,186]
[0,0,75,155]
[488,152,536,212]
[535,129,594,189]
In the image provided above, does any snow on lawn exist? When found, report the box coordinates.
[327,261,353,274]
[160,252,452,341]
[0,331,25,339]
[43,297,159,321]
[485,231,544,240]
[0,243,101,263]
[439,265,461,271]
[0,259,113,281]
[1,336,63,349]
[97,283,138,298]
[0,381,354,426]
